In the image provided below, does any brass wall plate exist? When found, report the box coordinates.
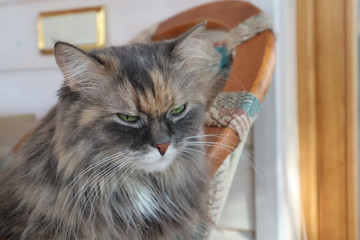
[37,6,106,54]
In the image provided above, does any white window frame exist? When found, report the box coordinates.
[251,0,301,240]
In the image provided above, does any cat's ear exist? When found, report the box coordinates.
[171,22,207,59]
[54,42,107,91]
[171,22,228,108]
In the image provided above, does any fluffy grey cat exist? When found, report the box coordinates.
[0,23,224,240]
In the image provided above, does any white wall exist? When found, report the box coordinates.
[0,0,213,118]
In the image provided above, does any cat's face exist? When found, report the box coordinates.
[54,24,221,174]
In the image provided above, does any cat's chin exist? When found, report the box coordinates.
[139,144,177,173]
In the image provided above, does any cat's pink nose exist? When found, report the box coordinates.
[155,143,170,155]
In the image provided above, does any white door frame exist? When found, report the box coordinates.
[252,0,301,239]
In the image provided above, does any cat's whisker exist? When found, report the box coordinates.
[187,142,236,153]
[180,147,225,164]
[70,160,125,221]
[104,161,141,232]
[74,161,125,236]
[183,145,261,176]
[187,145,234,155]
[73,156,139,234]
[182,146,248,174]
[60,152,130,228]
[56,153,121,236]
[188,139,236,146]
[241,153,262,177]
[104,161,140,216]
[62,150,129,193]
[183,134,226,140]
[221,69,248,91]
[61,150,131,194]
[239,148,263,177]
[59,149,131,212]
[87,157,137,209]
[186,141,236,151]
[184,134,239,146]
[61,164,111,221]
[199,65,248,91]
[105,161,138,204]
[186,138,239,151]
[71,161,123,236]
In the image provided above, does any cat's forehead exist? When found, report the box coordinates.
[119,70,187,116]
[94,44,201,115]
[97,43,168,93]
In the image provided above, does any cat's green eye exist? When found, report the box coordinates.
[117,113,139,123]
[170,104,186,115]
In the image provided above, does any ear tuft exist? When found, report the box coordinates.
[171,22,229,108]
[175,22,207,45]
[171,22,208,60]
[54,42,106,91]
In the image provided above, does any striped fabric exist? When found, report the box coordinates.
[205,92,260,141]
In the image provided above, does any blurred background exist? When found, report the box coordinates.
[0,0,357,240]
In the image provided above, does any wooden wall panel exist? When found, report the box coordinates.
[344,0,358,239]
[315,0,347,239]
[297,0,318,238]
[297,0,358,239]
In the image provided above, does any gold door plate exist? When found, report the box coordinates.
[37,6,106,54]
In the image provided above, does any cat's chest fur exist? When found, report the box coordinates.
[131,184,159,217]
[80,174,207,240]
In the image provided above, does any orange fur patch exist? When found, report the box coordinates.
[97,54,121,74]
[136,71,177,116]
[79,107,103,126]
